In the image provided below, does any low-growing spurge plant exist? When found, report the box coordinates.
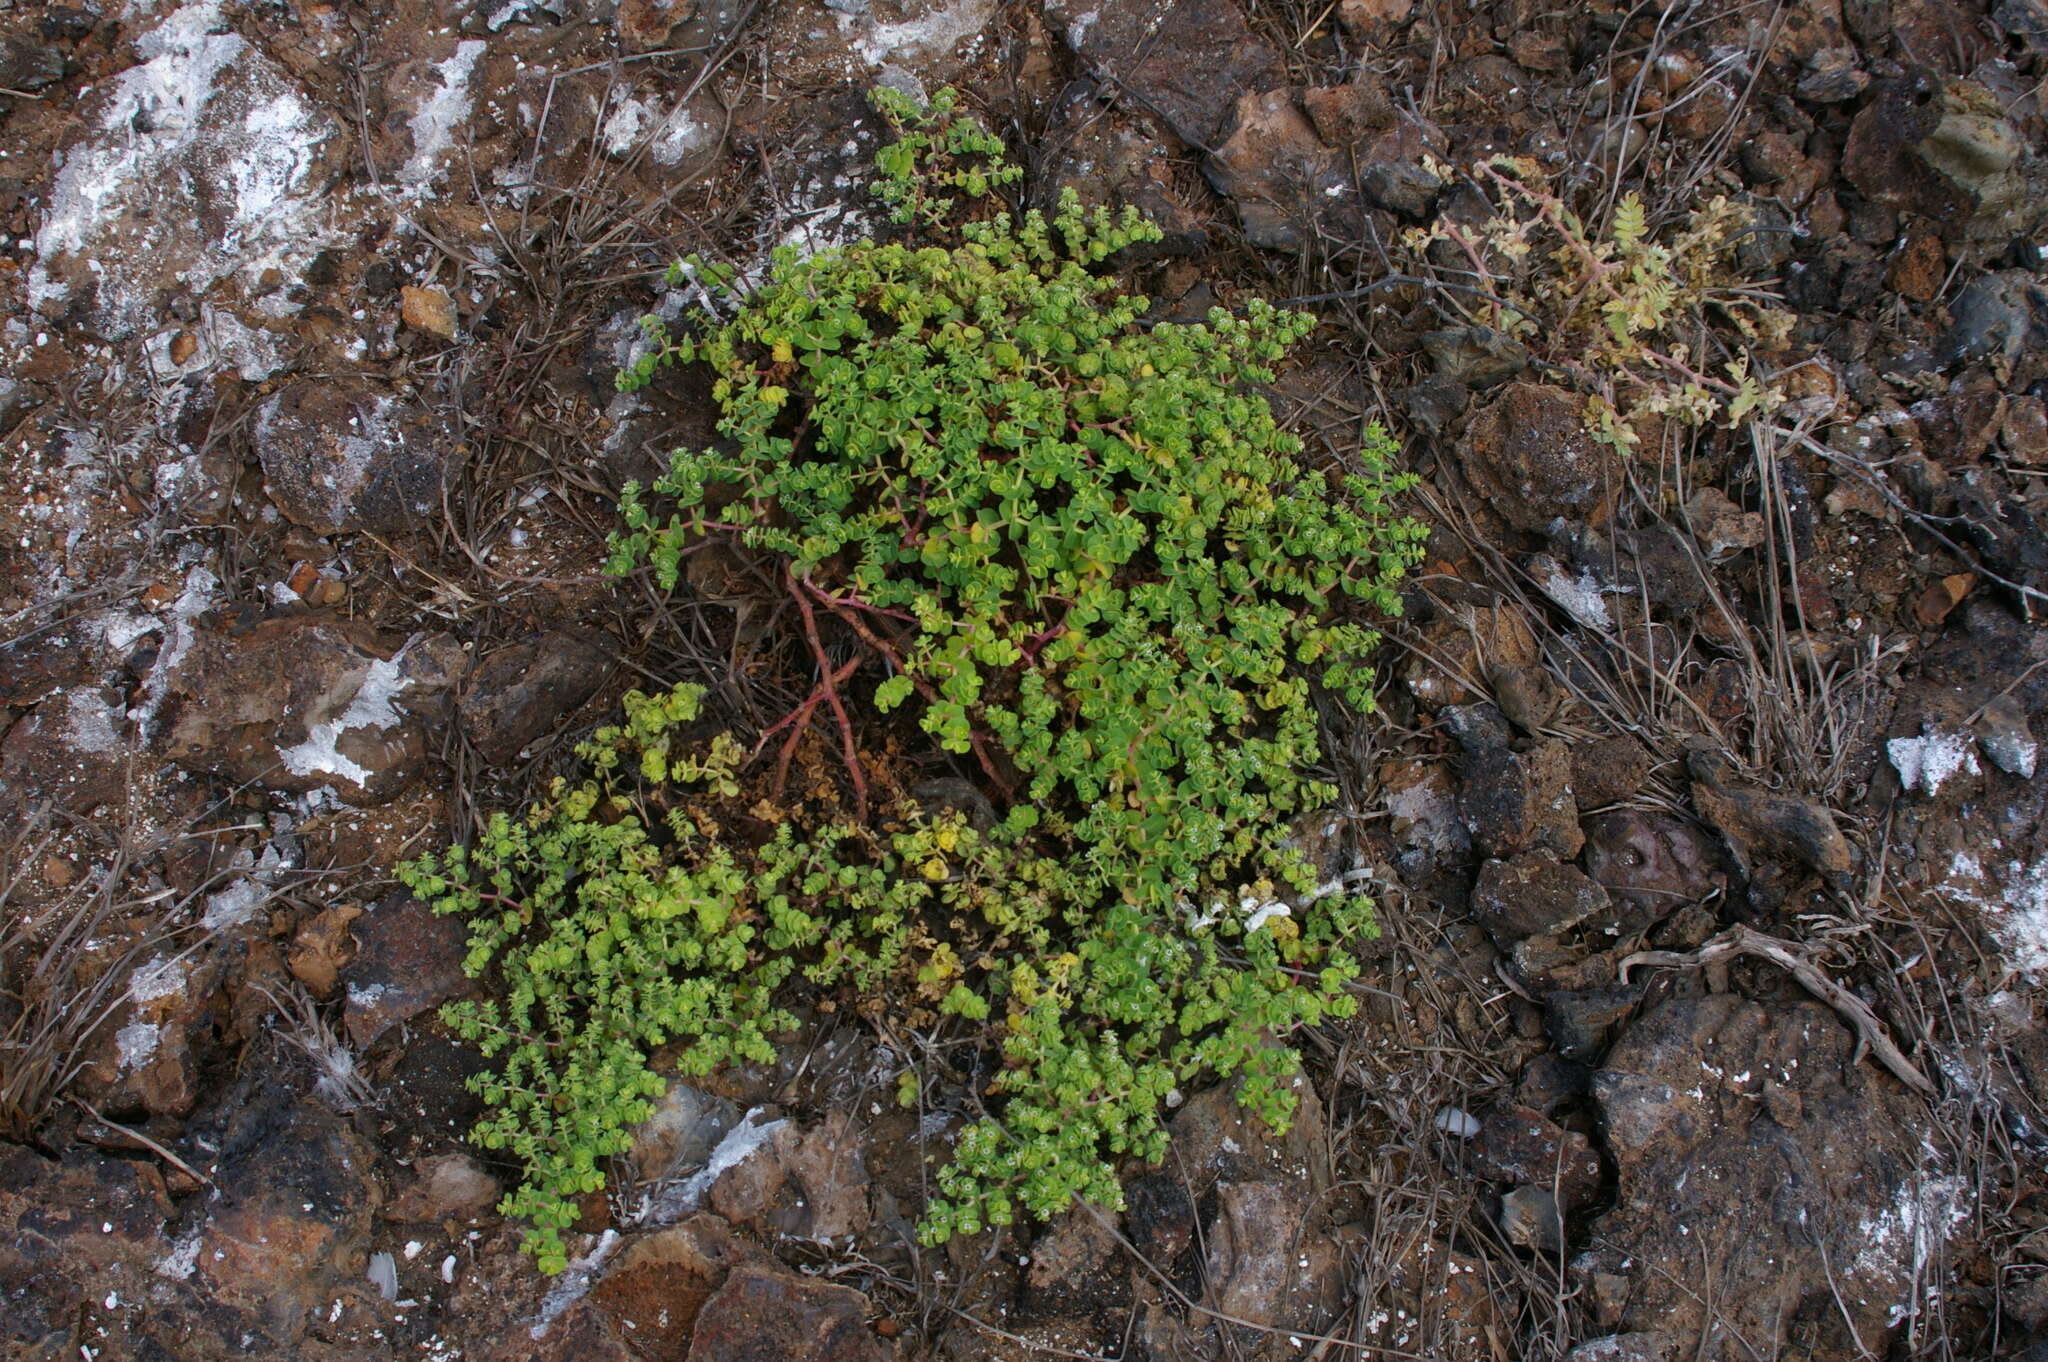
[402,86,1425,1273]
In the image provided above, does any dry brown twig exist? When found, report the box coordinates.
[1619,924,1936,1096]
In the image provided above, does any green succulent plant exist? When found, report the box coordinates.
[405,85,1424,1272]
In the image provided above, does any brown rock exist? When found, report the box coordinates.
[196,1101,380,1343]
[1470,1106,1603,1210]
[1203,1181,1310,1327]
[0,1145,174,1278]
[384,1152,501,1222]
[1301,78,1393,145]
[1022,1204,1127,1319]
[460,630,610,766]
[1471,852,1610,942]
[1462,383,1621,533]
[0,627,98,708]
[342,890,471,1049]
[154,618,453,803]
[1404,604,1540,709]
[1686,751,1854,881]
[1036,87,1210,257]
[1204,89,1341,253]
[0,687,132,820]
[1458,738,1583,860]
[1569,734,1654,810]
[41,853,78,888]
[590,1216,760,1360]
[1337,0,1413,39]
[1380,757,1470,857]
[2003,394,2048,463]
[1887,233,1947,302]
[1487,661,1560,732]
[708,1109,871,1242]
[617,0,697,50]
[1580,811,1721,925]
[253,381,446,535]
[1045,0,1287,146]
[1591,996,1936,1362]
[1683,488,1766,562]
[169,329,199,366]
[685,1262,891,1362]
[401,284,457,339]
[1913,572,1976,627]
[288,902,361,996]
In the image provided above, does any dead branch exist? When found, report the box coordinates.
[1619,924,1935,1096]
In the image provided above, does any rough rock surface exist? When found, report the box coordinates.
[1461,383,1622,532]
[342,890,472,1049]
[154,618,456,803]
[1586,996,1952,1361]
[254,381,447,535]
[460,630,611,765]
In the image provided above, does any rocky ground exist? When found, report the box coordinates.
[2,0,2047,1359]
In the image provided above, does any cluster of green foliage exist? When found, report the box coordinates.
[404,86,1423,1272]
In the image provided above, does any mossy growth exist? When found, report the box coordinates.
[401,86,1425,1273]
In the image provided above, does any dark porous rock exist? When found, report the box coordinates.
[1580,811,1721,927]
[253,381,447,535]
[1570,735,1655,810]
[0,1146,175,1357]
[154,619,458,804]
[1686,751,1854,883]
[1422,326,1528,389]
[1470,1105,1603,1211]
[0,1143,173,1279]
[1470,851,1609,941]
[1361,159,1446,219]
[1938,269,2046,370]
[1037,81,1210,257]
[460,629,610,765]
[1559,522,1711,620]
[1044,0,1286,147]
[1462,383,1621,533]
[1516,1052,1592,1115]
[1203,89,1345,252]
[1845,79,2041,241]
[685,1261,893,1362]
[1397,373,1470,435]
[342,890,472,1049]
[1458,738,1583,860]
[1545,984,1647,1062]
[1486,661,1560,733]
[1591,995,1944,1362]
[193,1099,381,1345]
[1123,1170,1197,1265]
